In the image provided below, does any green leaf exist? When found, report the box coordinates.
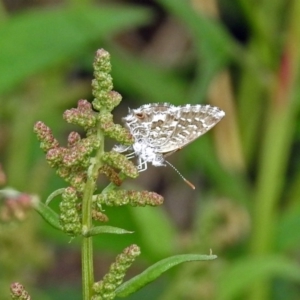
[275,204,300,251]
[83,225,133,237]
[116,253,217,297]
[0,5,152,94]
[31,196,62,231]
[45,188,65,205]
[217,256,300,300]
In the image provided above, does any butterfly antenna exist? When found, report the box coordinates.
[165,160,195,190]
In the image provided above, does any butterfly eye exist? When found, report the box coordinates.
[135,112,145,119]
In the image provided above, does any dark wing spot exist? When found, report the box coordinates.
[135,112,145,119]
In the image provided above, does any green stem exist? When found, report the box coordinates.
[81,128,104,300]
[251,105,294,252]
[249,2,300,299]
[82,236,94,300]
[249,103,295,300]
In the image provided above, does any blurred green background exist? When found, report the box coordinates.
[1,0,300,299]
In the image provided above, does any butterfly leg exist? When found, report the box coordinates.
[137,157,148,172]
[124,151,136,159]
[112,144,132,153]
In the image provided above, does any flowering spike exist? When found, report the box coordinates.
[32,50,171,296]
[10,282,31,300]
[99,165,122,186]
[0,189,32,224]
[33,121,59,152]
[59,187,81,236]
[92,210,109,222]
[98,112,134,145]
[92,245,141,299]
[68,131,81,147]
[92,49,121,112]
[94,190,164,207]
[63,100,96,129]
[102,152,138,179]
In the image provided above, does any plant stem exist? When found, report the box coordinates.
[249,2,300,299]
[81,128,105,300]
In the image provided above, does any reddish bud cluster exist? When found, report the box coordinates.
[10,282,31,300]
[68,131,81,147]
[33,121,59,152]
[0,192,32,224]
[63,99,96,129]
[34,110,103,190]
[99,165,122,186]
[0,164,6,185]
[92,210,109,222]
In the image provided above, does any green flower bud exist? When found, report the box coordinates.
[102,152,138,179]
[95,190,164,207]
[98,112,134,145]
[92,245,140,299]
[59,187,81,236]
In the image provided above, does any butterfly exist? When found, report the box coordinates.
[113,103,225,188]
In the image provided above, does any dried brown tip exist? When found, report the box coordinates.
[184,179,195,190]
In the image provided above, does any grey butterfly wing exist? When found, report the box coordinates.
[122,103,178,148]
[147,104,225,154]
[123,103,225,155]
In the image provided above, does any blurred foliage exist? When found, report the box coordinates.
[0,0,300,300]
